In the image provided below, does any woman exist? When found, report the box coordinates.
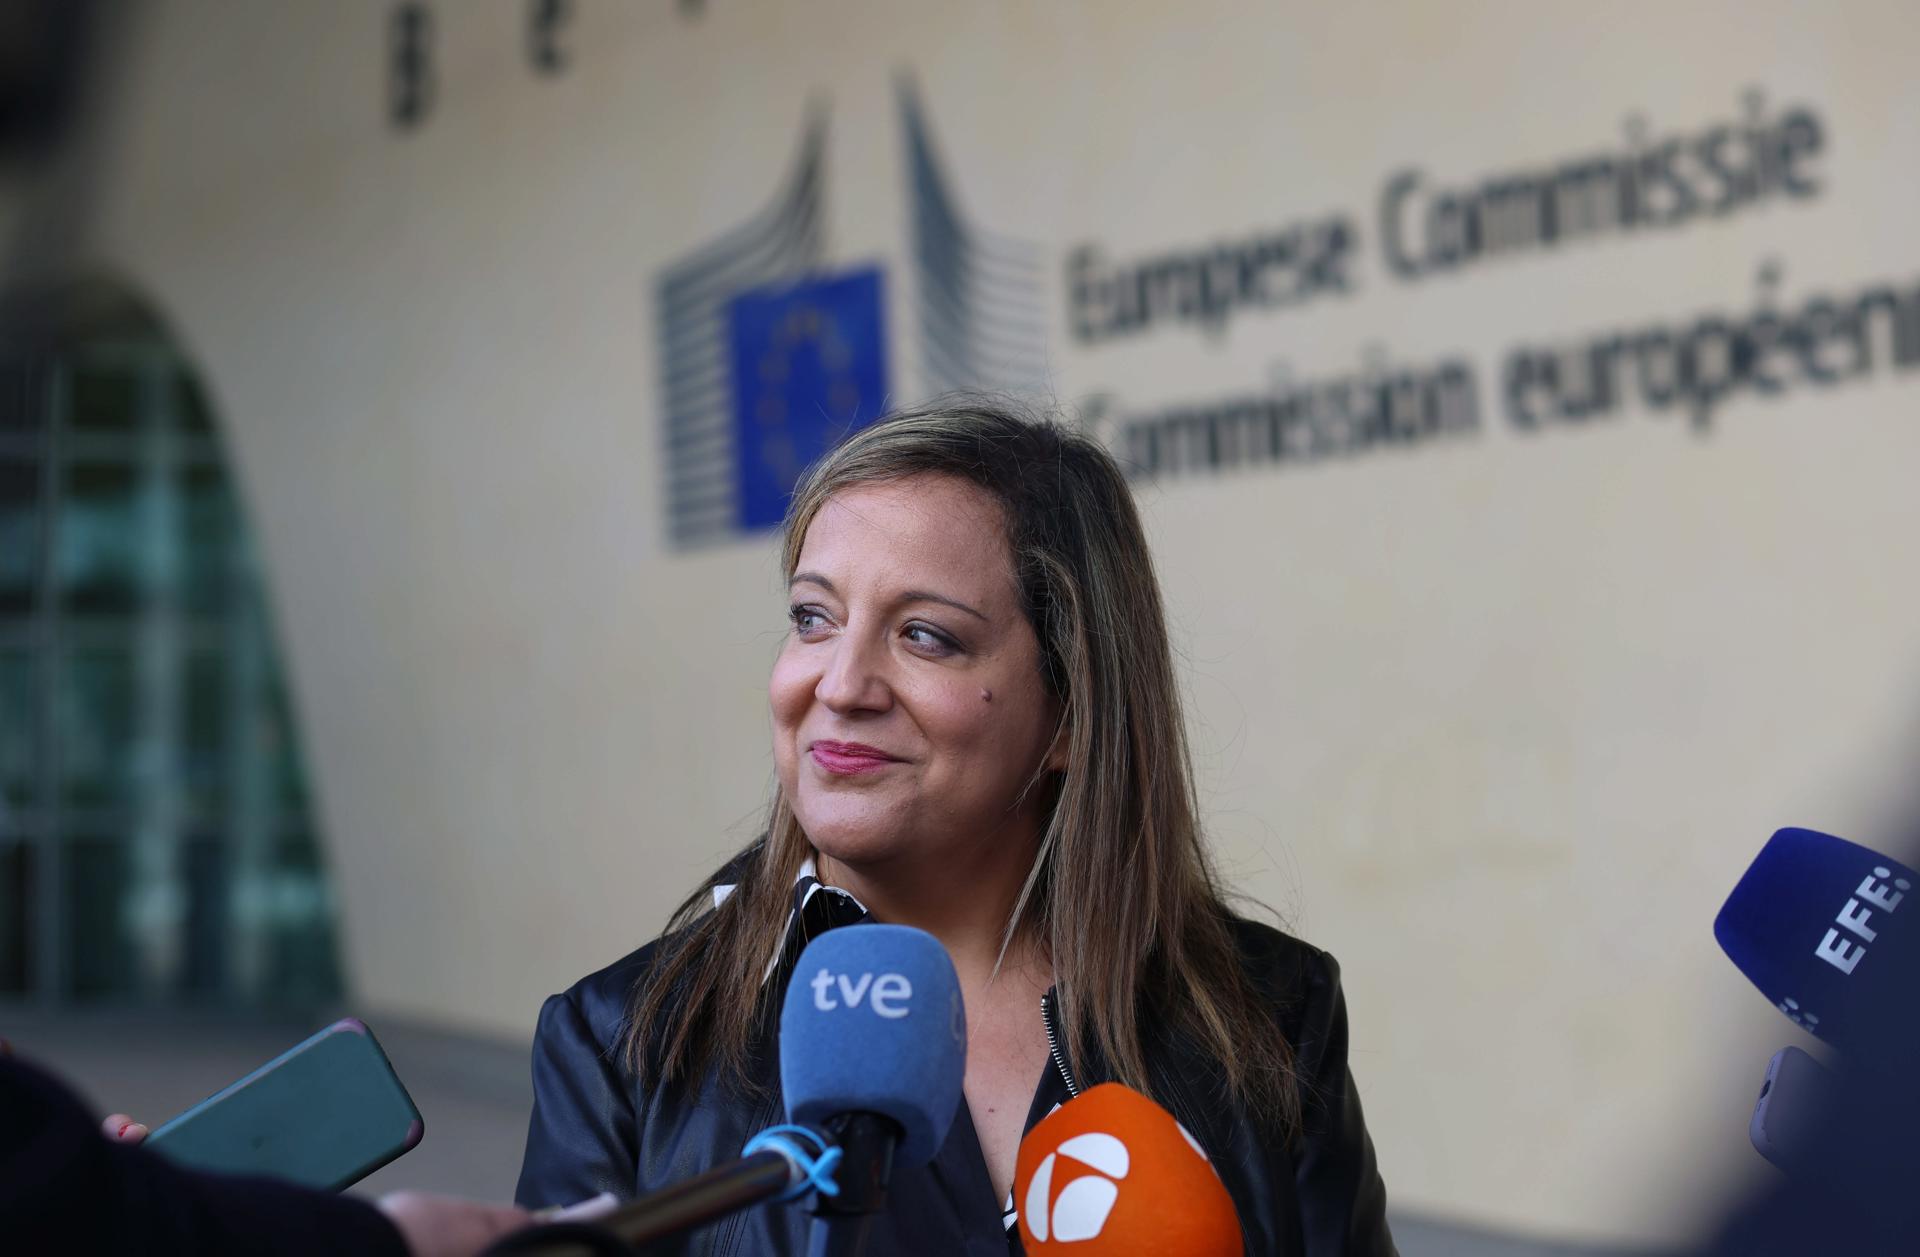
[516,402,1394,1255]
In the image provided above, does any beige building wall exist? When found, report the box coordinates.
[57,0,1920,1244]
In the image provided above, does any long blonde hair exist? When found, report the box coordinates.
[628,400,1301,1135]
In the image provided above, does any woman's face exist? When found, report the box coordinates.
[770,474,1063,874]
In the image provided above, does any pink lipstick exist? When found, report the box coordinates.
[810,740,901,776]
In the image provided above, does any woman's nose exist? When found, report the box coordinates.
[815,632,893,714]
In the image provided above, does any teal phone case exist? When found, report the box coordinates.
[144,1018,424,1191]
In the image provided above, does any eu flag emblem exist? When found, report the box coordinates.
[727,268,889,530]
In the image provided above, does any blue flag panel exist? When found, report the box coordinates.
[727,268,889,531]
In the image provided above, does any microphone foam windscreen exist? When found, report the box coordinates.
[1015,1082,1242,1255]
[778,923,965,1167]
[1714,827,1920,1060]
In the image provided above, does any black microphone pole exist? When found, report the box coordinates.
[806,1112,901,1257]
[485,1148,800,1256]
[607,1149,797,1247]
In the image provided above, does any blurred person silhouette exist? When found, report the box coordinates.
[515,402,1396,1254]
[1,1043,530,1257]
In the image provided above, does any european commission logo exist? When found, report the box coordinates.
[655,82,1048,548]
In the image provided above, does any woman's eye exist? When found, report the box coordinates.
[789,605,830,635]
[903,622,959,655]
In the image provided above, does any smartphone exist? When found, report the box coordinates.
[145,1017,423,1191]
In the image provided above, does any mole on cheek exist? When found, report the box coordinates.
[980,688,993,703]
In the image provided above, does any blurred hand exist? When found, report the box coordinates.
[101,1113,149,1143]
[91,1109,529,1255]
[377,1191,530,1257]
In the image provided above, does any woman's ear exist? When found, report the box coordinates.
[1044,713,1070,775]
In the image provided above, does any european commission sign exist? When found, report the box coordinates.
[653,86,1046,549]
[655,80,1919,550]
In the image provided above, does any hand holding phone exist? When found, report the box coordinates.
[144,1018,424,1191]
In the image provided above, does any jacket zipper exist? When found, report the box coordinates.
[1040,989,1081,1099]
[715,1091,783,1257]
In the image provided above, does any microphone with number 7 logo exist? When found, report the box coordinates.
[1014,1082,1242,1255]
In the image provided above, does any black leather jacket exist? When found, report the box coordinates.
[516,879,1396,1256]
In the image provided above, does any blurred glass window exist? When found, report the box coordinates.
[0,281,342,1007]
[0,458,39,613]
[0,841,31,995]
[56,645,135,808]
[0,646,33,811]
[62,835,130,999]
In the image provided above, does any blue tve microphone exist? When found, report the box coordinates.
[1715,827,1920,1070]
[779,923,966,1256]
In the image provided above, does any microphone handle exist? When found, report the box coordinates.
[607,1148,795,1246]
[483,1147,807,1255]
[804,1111,901,1257]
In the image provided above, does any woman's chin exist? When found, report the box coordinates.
[797,817,911,872]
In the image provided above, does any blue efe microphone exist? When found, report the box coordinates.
[779,923,966,1253]
[1715,827,1920,1068]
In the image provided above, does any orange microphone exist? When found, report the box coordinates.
[1013,1082,1243,1254]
